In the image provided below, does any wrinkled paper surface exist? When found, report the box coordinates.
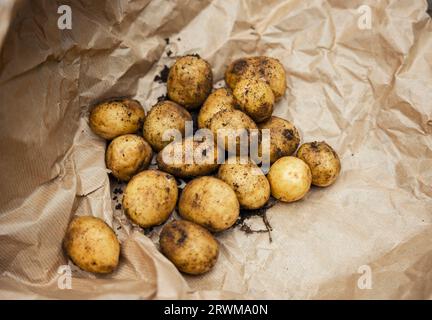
[0,0,431,299]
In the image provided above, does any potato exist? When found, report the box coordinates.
[106,134,153,181]
[258,116,301,163]
[167,55,213,110]
[209,109,258,153]
[225,56,287,101]
[233,78,274,123]
[217,157,270,209]
[63,216,120,274]
[159,220,219,275]
[267,156,311,202]
[143,100,192,152]
[89,98,145,140]
[198,88,236,129]
[179,176,239,232]
[122,170,178,228]
[296,141,341,187]
[157,136,219,178]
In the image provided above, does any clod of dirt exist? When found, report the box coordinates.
[154,65,170,83]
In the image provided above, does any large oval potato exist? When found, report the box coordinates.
[258,116,301,163]
[106,134,153,181]
[160,220,219,275]
[89,98,145,140]
[217,157,270,209]
[167,55,213,110]
[143,100,192,152]
[63,216,120,274]
[157,136,219,178]
[297,141,341,187]
[225,56,287,101]
[198,88,236,129]
[122,170,178,228]
[267,156,311,202]
[179,176,239,232]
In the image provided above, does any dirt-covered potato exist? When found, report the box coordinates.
[217,157,270,209]
[106,134,153,181]
[160,220,219,275]
[209,109,258,152]
[258,116,301,163]
[89,98,145,140]
[267,156,311,202]
[233,78,274,123]
[297,141,341,187]
[179,176,239,232]
[198,88,236,129]
[122,170,178,228]
[63,216,120,274]
[225,56,287,100]
[143,100,192,152]
[167,55,213,110]
[157,136,219,178]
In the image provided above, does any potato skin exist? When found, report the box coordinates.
[296,141,341,187]
[225,56,286,101]
[258,116,301,163]
[63,216,120,274]
[89,98,145,140]
[179,176,239,232]
[106,134,153,181]
[233,78,274,123]
[167,55,213,110]
[198,88,236,129]
[156,136,219,178]
[267,156,311,202]
[122,170,178,228]
[160,220,219,275]
[217,157,270,209]
[143,100,192,152]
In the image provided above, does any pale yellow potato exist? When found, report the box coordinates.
[156,136,219,178]
[106,134,153,181]
[63,216,120,274]
[159,220,219,275]
[217,157,270,209]
[89,98,145,140]
[233,78,274,123]
[258,116,301,163]
[179,176,239,232]
[267,156,311,202]
[167,55,213,110]
[143,100,192,152]
[198,88,236,129]
[297,141,341,187]
[122,170,178,228]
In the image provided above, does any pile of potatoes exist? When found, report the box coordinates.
[64,55,341,275]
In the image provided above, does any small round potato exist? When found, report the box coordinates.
[258,116,301,163]
[157,136,219,178]
[63,216,120,274]
[122,170,178,228]
[297,141,341,187]
[143,100,192,152]
[217,157,270,209]
[209,109,258,152]
[225,56,287,101]
[267,156,311,202]
[179,176,239,232]
[167,55,213,110]
[106,134,153,181]
[198,88,236,129]
[160,220,219,275]
[89,98,145,140]
[233,78,274,123]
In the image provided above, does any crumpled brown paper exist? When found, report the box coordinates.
[0,0,431,299]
